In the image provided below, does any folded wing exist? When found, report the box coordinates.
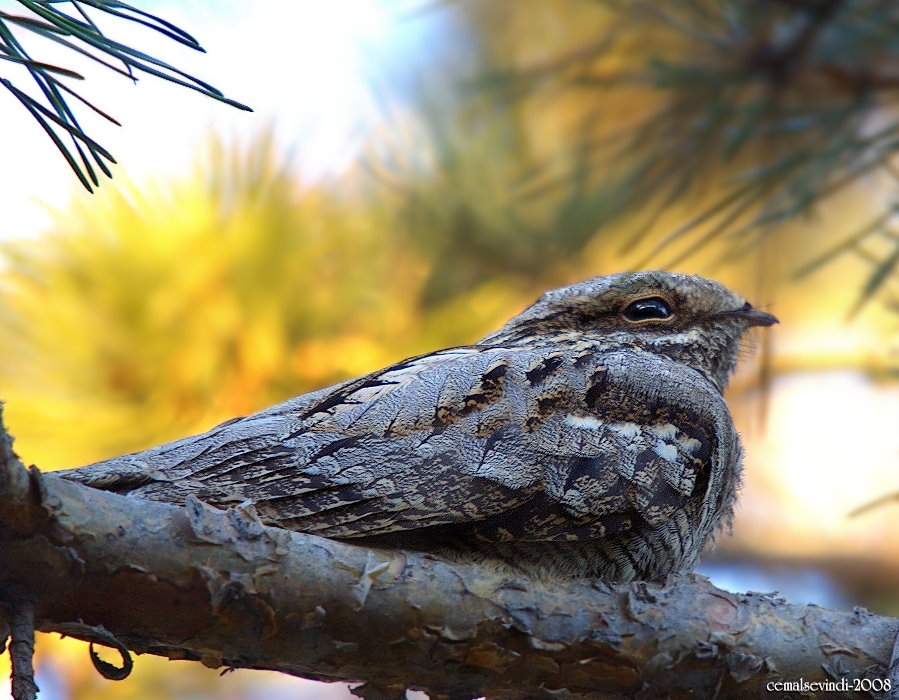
[56,344,734,546]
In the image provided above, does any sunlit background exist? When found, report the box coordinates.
[1,1,899,698]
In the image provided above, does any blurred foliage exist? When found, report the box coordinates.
[369,85,609,304]
[0,0,249,190]
[441,0,899,311]
[0,133,427,466]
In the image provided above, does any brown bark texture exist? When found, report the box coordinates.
[0,410,897,700]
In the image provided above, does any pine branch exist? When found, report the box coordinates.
[0,407,896,699]
[1,1,251,191]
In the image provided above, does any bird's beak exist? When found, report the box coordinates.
[731,301,778,327]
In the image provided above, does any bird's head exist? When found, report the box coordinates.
[480,271,777,392]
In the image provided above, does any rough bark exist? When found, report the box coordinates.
[0,413,896,699]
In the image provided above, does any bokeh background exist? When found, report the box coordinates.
[2,1,899,698]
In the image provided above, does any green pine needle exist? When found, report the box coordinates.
[1,0,252,190]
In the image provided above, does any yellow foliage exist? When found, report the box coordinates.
[0,135,429,469]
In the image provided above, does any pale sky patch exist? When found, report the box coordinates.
[0,0,442,239]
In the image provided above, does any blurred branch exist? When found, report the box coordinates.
[469,0,899,305]
[0,0,251,191]
[0,408,896,699]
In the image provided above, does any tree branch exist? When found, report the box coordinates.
[0,408,896,699]
[6,603,36,700]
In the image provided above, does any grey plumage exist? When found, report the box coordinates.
[56,271,777,582]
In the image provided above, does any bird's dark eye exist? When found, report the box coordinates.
[622,297,673,322]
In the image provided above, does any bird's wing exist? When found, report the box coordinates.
[55,345,542,537]
[56,344,736,542]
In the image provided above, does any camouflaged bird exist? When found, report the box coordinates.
[57,271,777,582]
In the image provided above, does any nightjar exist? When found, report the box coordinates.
[57,271,777,582]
